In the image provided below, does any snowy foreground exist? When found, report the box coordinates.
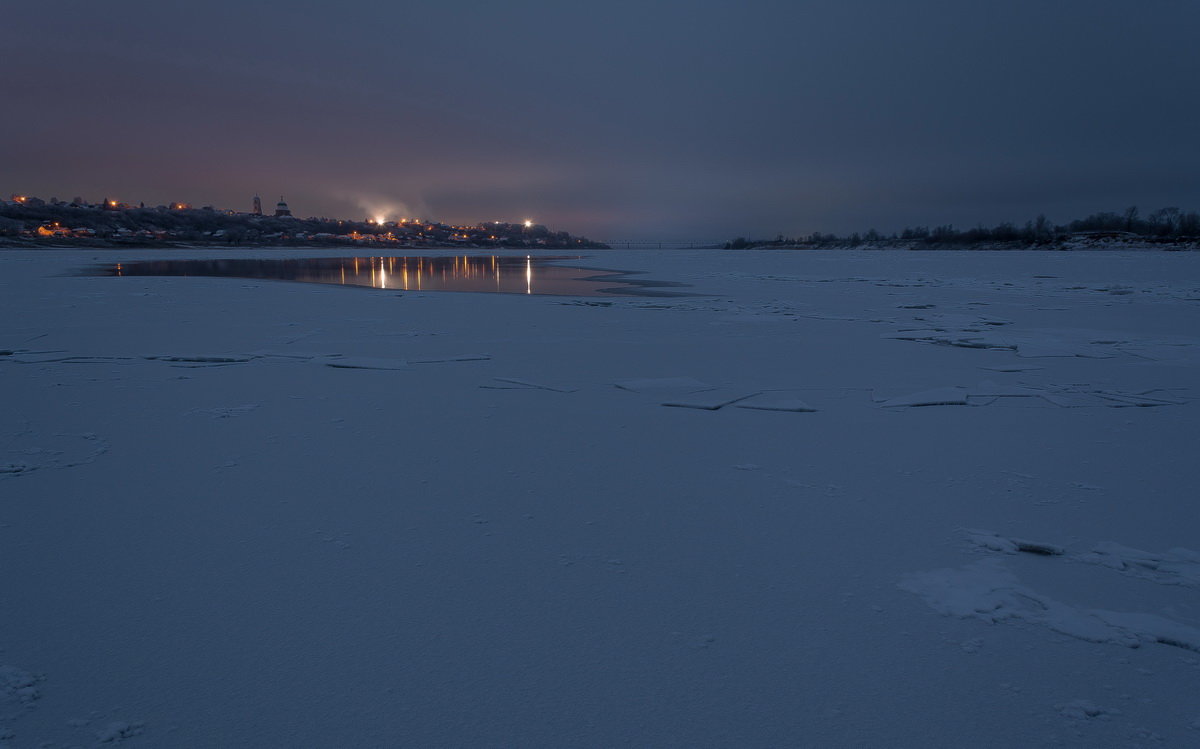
[3,248,1199,747]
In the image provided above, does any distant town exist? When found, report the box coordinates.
[0,193,608,249]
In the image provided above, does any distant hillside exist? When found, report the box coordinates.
[0,198,607,249]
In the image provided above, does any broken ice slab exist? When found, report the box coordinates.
[613,377,716,394]
[1093,391,1188,407]
[877,387,970,408]
[410,354,492,364]
[1130,389,1189,404]
[248,349,339,360]
[939,337,1015,350]
[12,354,135,364]
[901,559,1200,652]
[1013,539,1067,556]
[969,381,1046,398]
[662,389,759,411]
[965,529,1066,556]
[6,350,71,362]
[324,357,410,370]
[145,354,255,363]
[978,365,1044,373]
[880,329,945,340]
[1119,343,1200,365]
[1037,392,1113,408]
[1016,342,1116,358]
[734,392,817,412]
[1081,542,1200,587]
[1036,387,1188,408]
[484,378,577,393]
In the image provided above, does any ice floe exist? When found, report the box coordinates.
[411,353,492,363]
[965,529,1066,556]
[144,354,254,363]
[662,389,760,410]
[734,391,818,412]
[612,377,716,394]
[1080,543,1200,588]
[323,357,410,370]
[483,377,578,393]
[967,529,1200,587]
[900,559,1200,652]
[876,387,971,408]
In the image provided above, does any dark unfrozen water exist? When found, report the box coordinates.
[87,255,682,297]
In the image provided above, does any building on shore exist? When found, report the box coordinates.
[274,197,292,218]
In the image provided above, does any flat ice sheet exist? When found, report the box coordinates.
[2,248,1198,747]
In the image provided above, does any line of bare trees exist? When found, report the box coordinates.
[727,207,1200,249]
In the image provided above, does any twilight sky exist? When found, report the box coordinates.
[3,0,1198,240]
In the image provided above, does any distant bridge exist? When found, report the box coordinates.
[597,240,726,249]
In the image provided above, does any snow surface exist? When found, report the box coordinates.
[2,248,1198,747]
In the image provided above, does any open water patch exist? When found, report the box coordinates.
[84,255,685,297]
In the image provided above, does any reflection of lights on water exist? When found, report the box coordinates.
[100,255,633,296]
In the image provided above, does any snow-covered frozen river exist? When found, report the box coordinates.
[2,248,1198,746]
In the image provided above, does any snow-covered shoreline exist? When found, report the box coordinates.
[3,248,1198,746]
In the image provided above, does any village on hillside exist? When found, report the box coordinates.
[0,193,608,249]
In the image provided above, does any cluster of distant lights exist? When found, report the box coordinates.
[11,193,537,228]
[367,217,535,229]
[13,195,537,231]
[13,195,149,209]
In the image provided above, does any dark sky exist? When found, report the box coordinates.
[4,1,1198,240]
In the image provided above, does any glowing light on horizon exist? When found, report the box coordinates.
[524,219,533,228]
